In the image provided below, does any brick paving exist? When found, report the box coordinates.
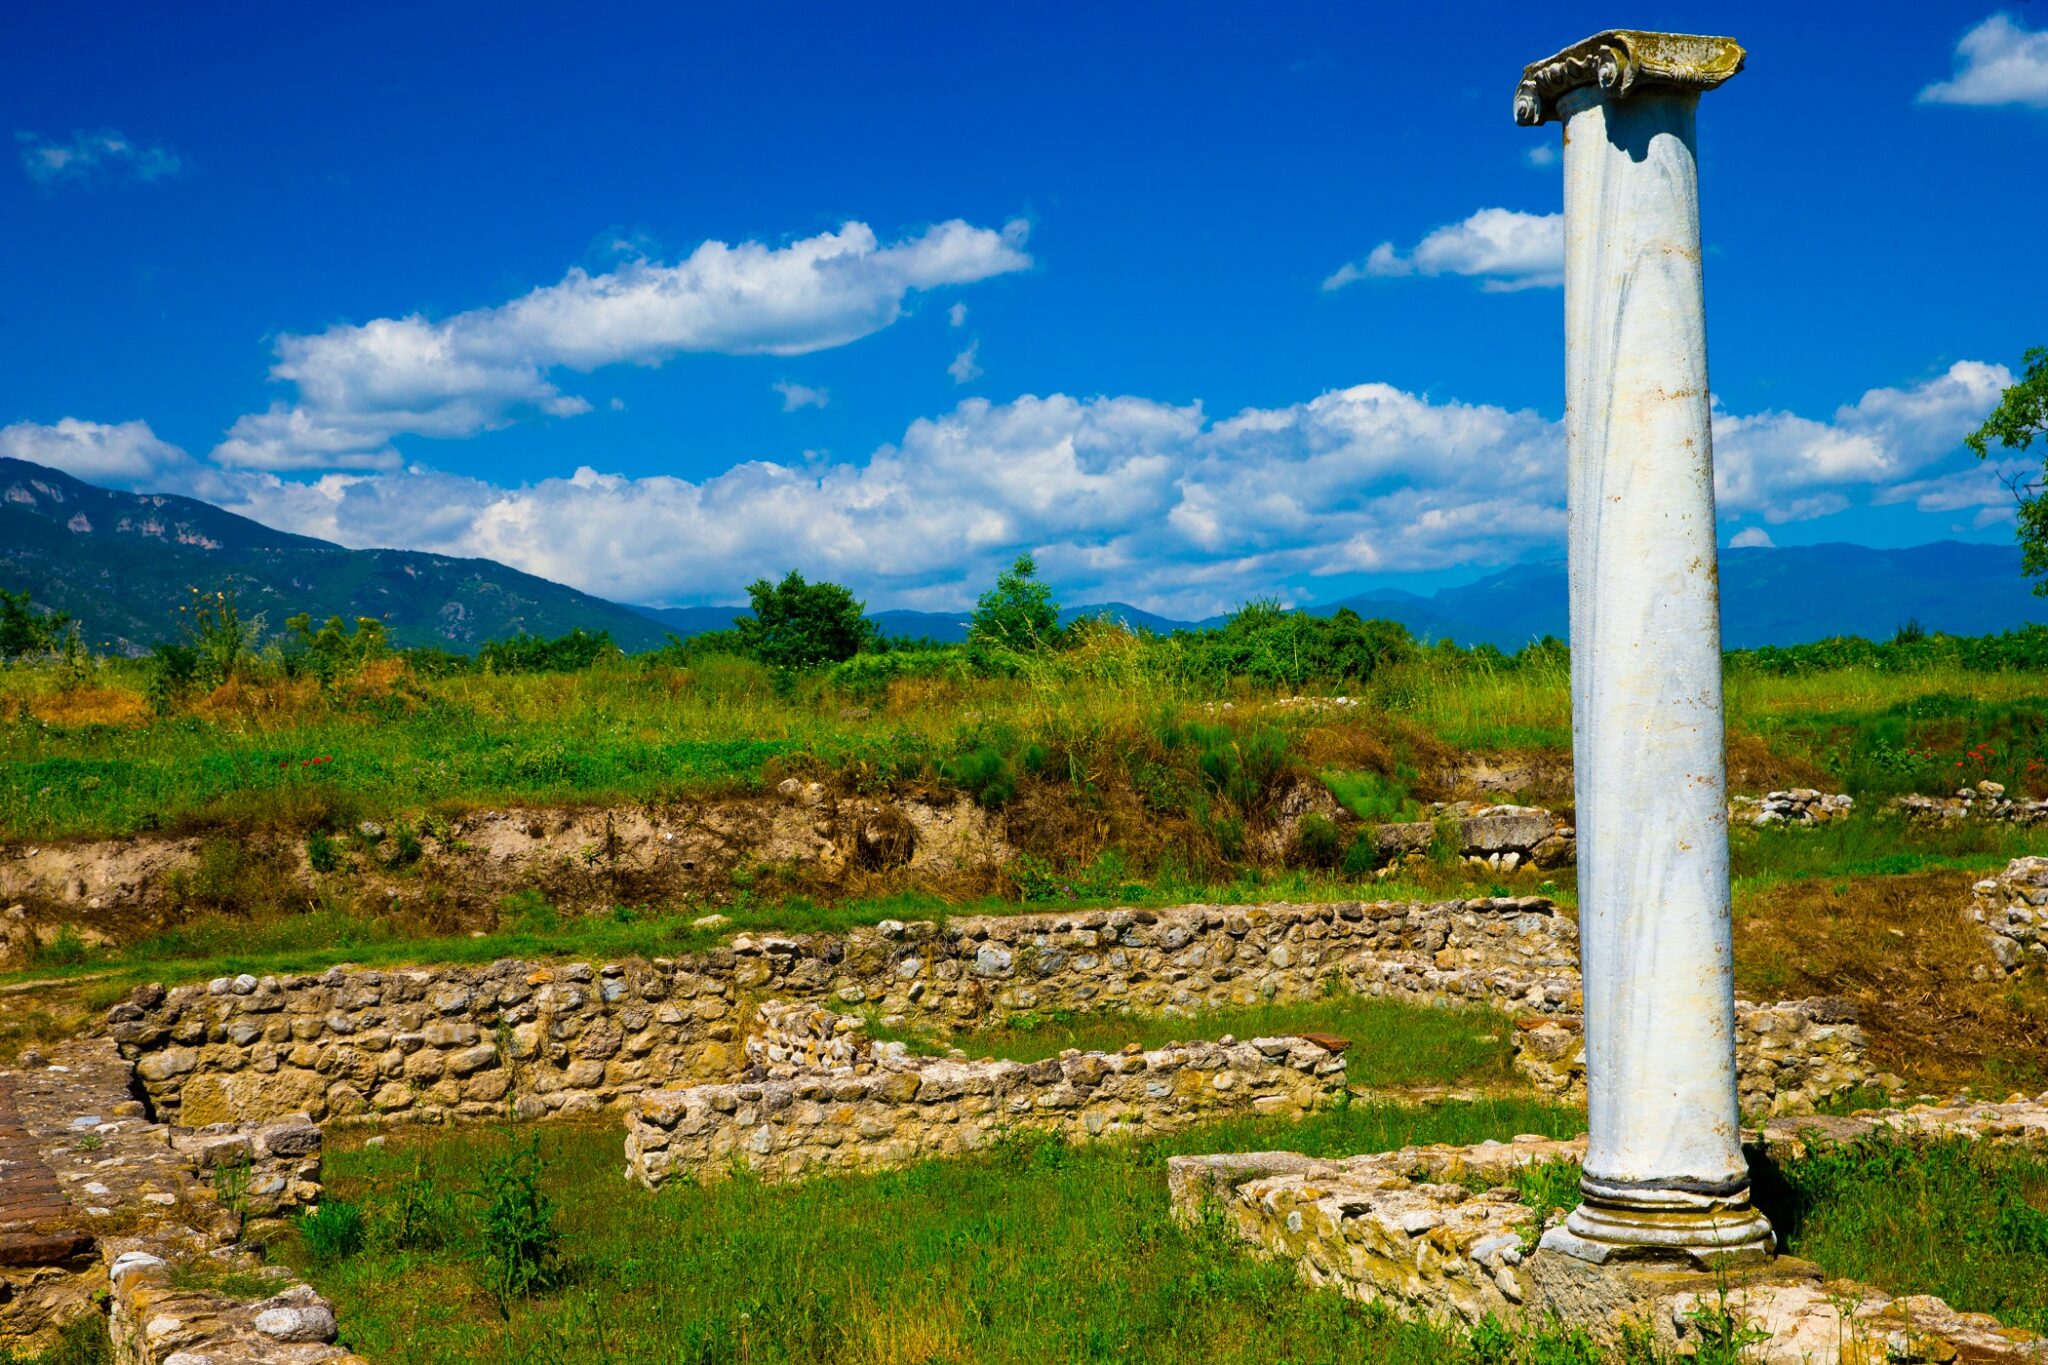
[0,1076,92,1268]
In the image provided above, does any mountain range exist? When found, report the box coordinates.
[1,458,672,653]
[6,456,2045,655]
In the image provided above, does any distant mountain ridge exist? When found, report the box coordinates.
[7,457,2045,656]
[1310,542,2048,650]
[0,458,672,654]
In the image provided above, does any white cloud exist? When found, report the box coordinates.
[1525,144,1558,168]
[948,303,969,327]
[773,380,828,411]
[1,418,193,485]
[204,357,2021,617]
[1728,527,1774,549]
[216,383,1564,618]
[1325,208,1562,292]
[948,341,984,385]
[213,218,1031,471]
[1713,361,2011,522]
[1921,13,2048,108]
[17,129,181,185]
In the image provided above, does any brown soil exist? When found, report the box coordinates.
[1733,870,2048,1093]
[1725,729,1833,794]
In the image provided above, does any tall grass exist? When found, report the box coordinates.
[7,643,2048,842]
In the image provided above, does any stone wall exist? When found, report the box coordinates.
[108,897,1580,1126]
[1971,856,2048,973]
[1372,805,1575,873]
[1896,781,2048,825]
[0,1040,352,1364]
[628,1013,1347,1188]
[1167,1095,2048,1362]
[1509,997,1868,1117]
[1729,790,1854,827]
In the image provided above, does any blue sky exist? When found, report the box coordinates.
[4,2,2046,616]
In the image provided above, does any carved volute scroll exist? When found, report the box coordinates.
[1513,30,1745,125]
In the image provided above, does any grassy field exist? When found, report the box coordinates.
[294,1101,1591,1365]
[284,1105,2048,1364]
[8,642,2048,844]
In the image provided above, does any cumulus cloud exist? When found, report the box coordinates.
[1525,144,1558,168]
[1,417,194,485]
[948,303,969,327]
[773,380,828,411]
[947,341,984,385]
[1324,208,1563,292]
[200,356,2019,617]
[17,129,182,185]
[1728,528,1774,549]
[213,218,1031,471]
[1921,13,2048,108]
[214,383,1564,618]
[1713,361,2011,523]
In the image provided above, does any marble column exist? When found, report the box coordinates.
[1515,31,1773,1263]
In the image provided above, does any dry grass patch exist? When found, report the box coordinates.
[1734,869,2048,1093]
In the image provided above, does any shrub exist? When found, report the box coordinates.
[383,1159,456,1251]
[0,587,72,661]
[36,925,89,968]
[969,553,1062,654]
[386,821,423,868]
[944,745,1018,808]
[497,889,558,935]
[1339,832,1381,878]
[300,1199,368,1262]
[305,829,341,873]
[283,613,389,685]
[476,1136,560,1313]
[1290,812,1343,868]
[479,629,619,674]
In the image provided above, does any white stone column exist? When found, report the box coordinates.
[1515,31,1773,1264]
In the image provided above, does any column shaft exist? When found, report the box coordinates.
[1548,84,1771,1260]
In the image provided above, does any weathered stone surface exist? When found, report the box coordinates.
[109,895,1868,1129]
[1512,999,1869,1118]
[1171,1095,2048,1360]
[1897,781,2048,828]
[627,1010,1346,1188]
[113,897,1589,1126]
[1971,856,2048,975]
[1729,790,1854,828]
[0,1039,352,1363]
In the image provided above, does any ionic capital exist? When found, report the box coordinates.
[1514,30,1745,126]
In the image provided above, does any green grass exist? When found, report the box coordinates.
[297,1100,1591,1365]
[295,1110,2048,1363]
[1727,809,2041,890]
[1761,1134,2048,1332]
[873,995,1517,1090]
[1322,767,1424,823]
[0,1314,111,1365]
[9,646,2047,843]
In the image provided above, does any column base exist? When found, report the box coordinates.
[1538,1186,1775,1267]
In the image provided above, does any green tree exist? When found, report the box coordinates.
[1967,346,2048,594]
[0,588,71,661]
[284,613,390,684]
[969,553,1062,652]
[733,571,876,670]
